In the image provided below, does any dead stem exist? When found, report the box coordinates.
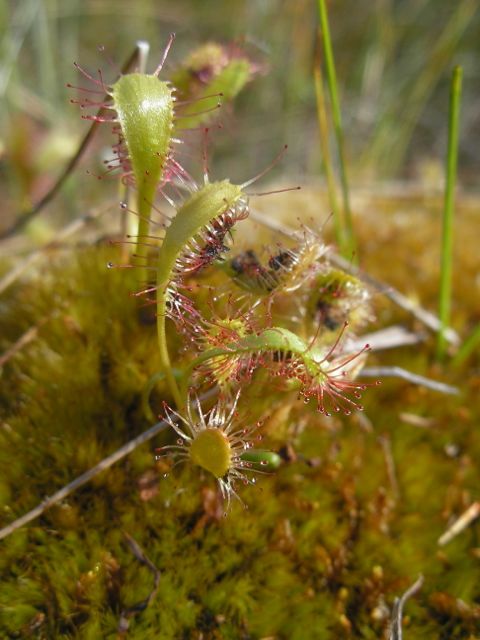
[0,317,48,367]
[389,575,424,640]
[398,413,436,429]
[0,389,216,541]
[343,326,425,353]
[360,366,458,396]
[438,501,480,546]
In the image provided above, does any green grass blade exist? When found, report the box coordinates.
[317,0,355,256]
[313,34,343,252]
[437,65,462,360]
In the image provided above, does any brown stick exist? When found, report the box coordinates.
[389,575,424,640]
[0,418,169,541]
[438,501,480,546]
[0,317,49,368]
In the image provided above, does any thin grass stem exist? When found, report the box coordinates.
[437,65,462,360]
[313,32,343,252]
[317,0,355,256]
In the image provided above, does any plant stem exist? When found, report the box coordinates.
[156,289,184,409]
[181,349,227,398]
[364,0,474,177]
[437,65,462,361]
[133,192,155,283]
[317,0,355,257]
[313,32,344,252]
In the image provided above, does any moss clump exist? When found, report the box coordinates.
[0,193,479,638]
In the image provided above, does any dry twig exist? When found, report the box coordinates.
[0,418,170,541]
[359,366,459,395]
[438,501,480,546]
[389,575,424,640]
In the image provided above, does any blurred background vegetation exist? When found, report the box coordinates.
[0,0,479,234]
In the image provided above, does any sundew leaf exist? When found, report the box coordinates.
[156,180,243,293]
[112,74,174,198]
[172,43,253,129]
[112,73,174,246]
[188,327,371,416]
[176,59,252,130]
[189,327,317,375]
[156,180,245,408]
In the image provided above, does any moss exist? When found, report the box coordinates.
[0,194,479,638]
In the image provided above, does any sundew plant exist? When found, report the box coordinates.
[68,35,379,505]
[0,10,479,639]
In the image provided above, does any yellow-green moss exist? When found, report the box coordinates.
[0,195,479,638]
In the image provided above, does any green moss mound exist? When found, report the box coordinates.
[0,200,479,638]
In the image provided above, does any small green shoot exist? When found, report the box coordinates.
[313,32,343,252]
[437,65,462,361]
[317,0,355,257]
